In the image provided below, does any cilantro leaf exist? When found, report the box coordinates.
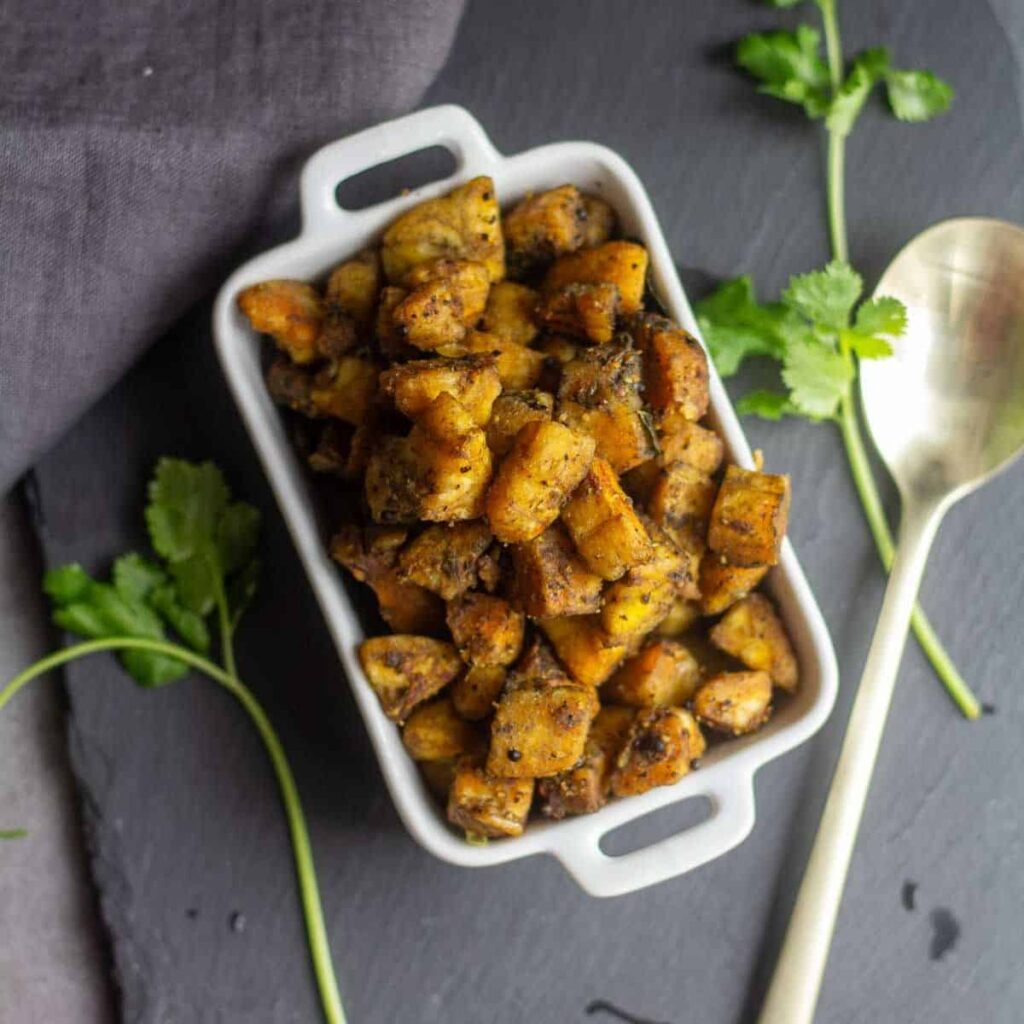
[146,459,230,564]
[43,564,91,604]
[149,584,211,653]
[217,502,261,575]
[782,261,863,330]
[842,329,892,360]
[854,296,907,337]
[782,337,853,418]
[885,69,954,122]
[736,26,831,119]
[227,558,260,630]
[112,553,167,602]
[825,48,889,136]
[735,390,798,420]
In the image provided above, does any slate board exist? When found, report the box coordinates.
[32,1,1024,1021]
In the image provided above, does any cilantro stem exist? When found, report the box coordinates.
[0,828,27,839]
[214,576,238,679]
[818,0,849,264]
[0,637,346,1024]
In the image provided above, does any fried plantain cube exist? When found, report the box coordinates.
[610,706,706,797]
[561,457,653,581]
[307,421,361,478]
[487,682,599,778]
[364,435,421,525]
[408,393,493,521]
[660,421,725,475]
[237,280,323,365]
[579,194,617,249]
[396,521,493,600]
[392,259,491,351]
[693,670,773,735]
[447,758,534,838]
[485,390,555,457]
[535,282,619,344]
[505,635,573,691]
[450,329,546,390]
[375,285,413,360]
[380,355,501,427]
[698,556,769,616]
[382,176,504,284]
[419,759,457,802]
[308,356,379,426]
[330,524,444,634]
[600,522,695,639]
[450,664,507,721]
[402,698,485,761]
[485,420,596,543]
[709,593,798,691]
[475,542,504,593]
[503,184,586,275]
[509,522,603,618]
[325,247,381,328]
[358,635,463,723]
[478,281,540,347]
[266,357,316,417]
[630,314,710,428]
[446,592,525,667]
[655,596,701,638]
[707,465,791,567]
[543,241,649,315]
[538,615,630,687]
[602,640,701,708]
[648,461,718,537]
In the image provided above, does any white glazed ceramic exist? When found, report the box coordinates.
[212,104,838,898]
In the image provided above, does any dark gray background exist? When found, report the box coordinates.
[25,1,1024,1022]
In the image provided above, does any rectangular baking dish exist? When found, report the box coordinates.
[212,104,838,898]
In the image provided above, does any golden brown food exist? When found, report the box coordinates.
[396,521,493,600]
[446,592,525,667]
[408,393,493,521]
[630,313,710,428]
[450,329,546,390]
[485,420,596,543]
[394,258,491,351]
[693,670,773,735]
[699,557,769,616]
[402,698,485,761]
[487,683,599,778]
[477,281,540,346]
[326,247,381,328]
[538,615,630,688]
[375,285,411,359]
[535,282,619,344]
[647,461,718,539]
[364,435,421,525]
[503,184,586,275]
[660,421,725,475]
[508,522,603,618]
[505,636,573,691]
[447,758,534,838]
[485,390,554,457]
[265,358,316,417]
[475,543,504,593]
[330,525,443,634]
[308,356,379,426]
[655,596,701,638]
[710,593,798,691]
[707,465,791,567]
[380,355,501,427]
[556,338,656,473]
[611,707,706,797]
[544,241,649,315]
[602,640,701,708]
[358,635,463,723]
[419,759,457,800]
[561,457,653,581]
[578,194,617,249]
[451,664,507,721]
[307,421,363,478]
[238,280,323,365]
[382,176,504,284]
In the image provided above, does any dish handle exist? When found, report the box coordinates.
[299,104,502,234]
[553,773,757,898]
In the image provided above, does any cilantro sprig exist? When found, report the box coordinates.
[696,0,978,719]
[1,460,346,1023]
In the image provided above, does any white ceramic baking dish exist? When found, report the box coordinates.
[213,104,838,898]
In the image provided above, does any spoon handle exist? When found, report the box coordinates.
[758,499,944,1024]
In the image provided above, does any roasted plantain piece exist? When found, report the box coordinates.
[396,521,493,600]
[660,421,725,475]
[578,194,617,249]
[447,757,534,838]
[503,184,587,276]
[602,639,701,708]
[485,390,555,457]
[655,596,701,638]
[450,329,546,390]
[478,281,540,347]
[485,420,596,543]
[698,556,769,616]
[402,698,485,761]
[707,465,791,567]
[380,354,501,427]
[505,635,573,691]
[325,247,381,329]
[450,664,507,721]
[375,285,413,360]
[308,356,379,426]
[610,706,706,797]
[538,615,631,688]
[647,461,718,540]
[509,522,603,618]
[392,259,491,351]
[543,241,648,315]
[358,635,463,723]
[630,314,710,428]
[536,282,619,344]
[487,682,599,778]
[446,592,525,667]
[265,357,316,416]
[709,593,798,691]
[693,670,773,735]
[364,435,422,525]
[382,176,504,284]
[561,457,653,581]
[237,280,323,365]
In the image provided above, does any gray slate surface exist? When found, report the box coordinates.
[29,1,1024,1022]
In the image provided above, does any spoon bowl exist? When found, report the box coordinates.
[861,217,1024,504]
